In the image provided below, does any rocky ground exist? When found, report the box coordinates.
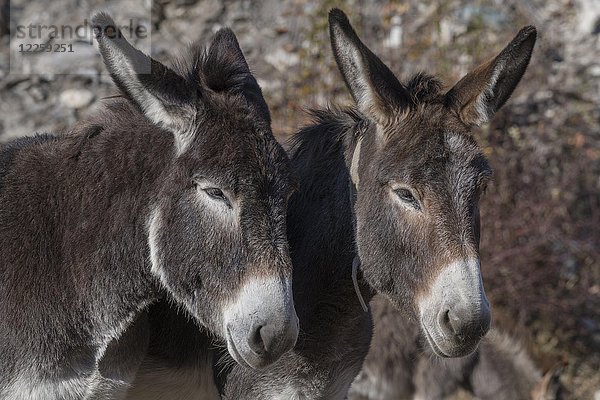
[1,0,598,398]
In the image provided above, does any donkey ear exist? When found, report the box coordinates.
[203,28,272,124]
[92,12,196,148]
[328,9,411,121]
[203,28,251,91]
[445,26,537,126]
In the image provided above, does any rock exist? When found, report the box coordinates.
[175,0,198,6]
[28,85,46,102]
[59,88,94,109]
[264,47,299,73]
[588,65,600,77]
[275,26,288,34]
[384,15,403,48]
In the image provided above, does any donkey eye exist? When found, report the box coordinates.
[395,188,415,203]
[203,188,230,205]
[394,188,421,210]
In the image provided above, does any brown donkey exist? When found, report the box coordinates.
[349,295,564,400]
[220,9,536,399]
[0,13,298,400]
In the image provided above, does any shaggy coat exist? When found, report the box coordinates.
[0,13,297,400]
[126,8,537,400]
[220,9,537,399]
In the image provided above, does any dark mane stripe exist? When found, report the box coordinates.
[170,42,246,93]
[170,30,271,123]
[405,72,444,104]
[287,107,370,171]
[287,73,445,173]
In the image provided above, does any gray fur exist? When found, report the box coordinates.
[0,13,296,399]
[219,10,536,399]
[124,9,537,400]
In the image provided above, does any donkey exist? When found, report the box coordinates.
[124,9,536,399]
[218,9,537,399]
[0,12,298,400]
[349,295,564,400]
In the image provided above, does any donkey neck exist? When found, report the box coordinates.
[0,101,173,352]
[288,108,374,322]
[59,103,173,325]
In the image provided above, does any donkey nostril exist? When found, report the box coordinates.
[439,308,463,336]
[248,325,266,355]
[438,305,491,340]
[448,310,463,334]
[248,324,279,356]
[439,309,452,334]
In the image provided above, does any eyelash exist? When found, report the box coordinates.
[204,187,226,200]
[193,178,233,208]
[394,188,421,210]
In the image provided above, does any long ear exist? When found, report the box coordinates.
[92,12,196,148]
[203,28,271,125]
[445,26,537,126]
[328,8,411,121]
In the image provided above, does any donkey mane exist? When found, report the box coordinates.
[289,107,361,160]
[172,40,248,95]
[170,31,271,123]
[291,71,443,137]
[289,72,444,167]
[405,72,445,104]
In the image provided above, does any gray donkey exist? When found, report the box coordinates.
[220,9,536,399]
[349,295,564,400]
[126,9,536,400]
[0,13,299,400]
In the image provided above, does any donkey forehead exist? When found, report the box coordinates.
[377,130,490,187]
[444,133,489,168]
[185,133,291,192]
[441,133,492,190]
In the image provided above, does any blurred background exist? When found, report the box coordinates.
[0,0,598,398]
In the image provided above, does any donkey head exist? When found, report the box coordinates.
[329,9,536,357]
[93,13,298,369]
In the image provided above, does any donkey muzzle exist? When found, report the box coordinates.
[419,259,491,357]
[223,276,299,369]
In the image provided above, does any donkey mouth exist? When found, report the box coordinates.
[226,326,254,369]
[421,323,480,358]
[421,325,451,358]
[226,325,282,370]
